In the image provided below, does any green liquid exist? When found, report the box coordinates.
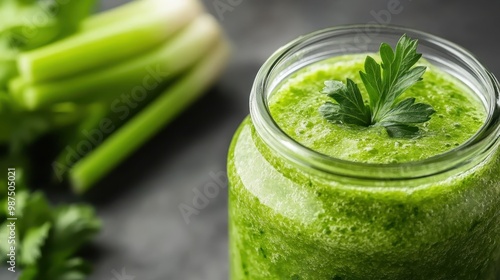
[269,54,485,163]
[229,55,500,279]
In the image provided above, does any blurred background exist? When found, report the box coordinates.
[3,0,500,279]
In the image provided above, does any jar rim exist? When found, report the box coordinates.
[250,24,500,180]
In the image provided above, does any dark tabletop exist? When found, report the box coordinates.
[4,1,500,279]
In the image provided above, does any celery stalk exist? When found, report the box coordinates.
[69,39,230,193]
[52,103,108,182]
[0,0,97,86]
[15,15,223,110]
[82,0,185,31]
[17,0,203,83]
[8,76,24,95]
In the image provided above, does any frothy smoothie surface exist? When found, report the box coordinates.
[268,54,486,163]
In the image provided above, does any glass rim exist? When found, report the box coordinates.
[250,24,500,180]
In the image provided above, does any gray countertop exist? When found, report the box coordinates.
[4,0,500,279]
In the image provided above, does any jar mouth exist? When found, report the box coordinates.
[250,25,500,180]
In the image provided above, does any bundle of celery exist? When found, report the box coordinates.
[0,0,229,278]
[13,0,229,193]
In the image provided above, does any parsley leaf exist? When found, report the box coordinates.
[20,222,51,265]
[320,34,435,138]
[383,124,419,138]
[319,80,371,126]
[378,97,435,125]
[0,168,101,280]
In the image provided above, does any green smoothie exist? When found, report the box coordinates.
[228,54,500,279]
[269,54,485,163]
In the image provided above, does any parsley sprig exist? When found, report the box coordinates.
[319,34,436,138]
[0,166,101,280]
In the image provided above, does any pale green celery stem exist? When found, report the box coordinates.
[69,40,230,193]
[54,103,108,173]
[17,0,203,83]
[46,103,91,128]
[0,59,17,88]
[16,15,222,110]
[81,0,192,31]
[8,76,24,95]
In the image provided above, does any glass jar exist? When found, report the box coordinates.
[228,25,500,279]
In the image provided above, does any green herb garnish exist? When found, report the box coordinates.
[319,34,435,138]
[0,167,101,280]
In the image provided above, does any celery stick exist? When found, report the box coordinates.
[52,103,108,182]
[69,40,230,193]
[49,103,93,128]
[0,59,17,88]
[18,0,203,83]
[82,0,190,31]
[16,15,222,110]
[0,0,97,86]
[8,76,25,97]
